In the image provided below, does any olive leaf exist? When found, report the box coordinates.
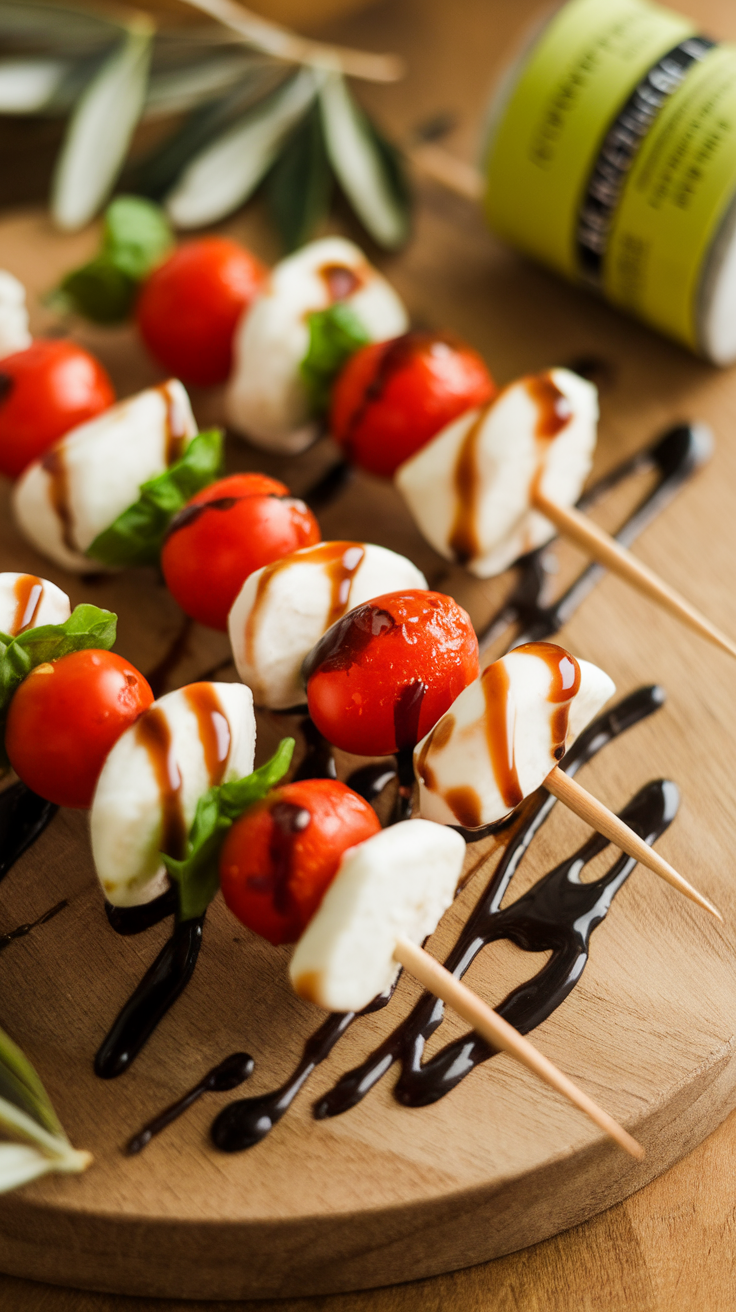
[319,72,410,250]
[165,65,319,229]
[0,604,117,763]
[86,429,223,568]
[163,737,295,921]
[0,58,70,113]
[300,303,371,416]
[266,101,332,253]
[55,195,174,324]
[0,1023,91,1194]
[52,15,155,231]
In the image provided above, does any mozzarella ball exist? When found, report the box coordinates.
[13,380,197,572]
[228,540,427,709]
[290,820,466,1013]
[395,368,598,578]
[91,682,256,908]
[0,271,31,359]
[0,572,70,635]
[225,236,408,453]
[415,644,615,828]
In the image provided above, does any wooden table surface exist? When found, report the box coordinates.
[3,0,736,1306]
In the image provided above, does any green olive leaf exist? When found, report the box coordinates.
[0,1023,65,1139]
[0,603,117,764]
[299,302,371,416]
[266,101,332,252]
[0,1023,92,1193]
[86,429,223,568]
[163,737,295,922]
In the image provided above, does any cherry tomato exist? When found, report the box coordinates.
[0,340,115,479]
[330,331,496,478]
[161,472,321,631]
[304,589,479,757]
[220,778,381,945]
[6,649,153,809]
[135,237,266,386]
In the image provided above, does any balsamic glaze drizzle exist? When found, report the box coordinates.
[0,783,56,885]
[0,898,68,953]
[94,915,205,1079]
[127,1052,254,1154]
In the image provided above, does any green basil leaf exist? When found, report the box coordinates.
[0,603,117,763]
[55,194,173,323]
[163,737,295,922]
[102,194,174,280]
[87,429,224,568]
[300,302,371,416]
[266,101,332,252]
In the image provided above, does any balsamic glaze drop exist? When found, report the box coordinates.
[0,782,57,885]
[127,1052,254,1154]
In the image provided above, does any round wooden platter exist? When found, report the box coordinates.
[3,162,736,1302]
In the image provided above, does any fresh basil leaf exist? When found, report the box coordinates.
[56,195,173,324]
[0,603,116,762]
[300,302,371,416]
[102,195,174,281]
[163,737,295,922]
[266,102,332,252]
[87,429,223,568]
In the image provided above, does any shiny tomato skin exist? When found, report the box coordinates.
[305,589,479,757]
[5,649,153,809]
[330,332,496,478]
[161,473,321,631]
[135,237,266,386]
[0,340,115,479]
[220,778,381,945]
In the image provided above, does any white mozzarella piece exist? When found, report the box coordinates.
[415,647,615,829]
[0,572,70,635]
[0,271,31,359]
[91,682,256,908]
[12,380,197,572]
[225,236,408,453]
[290,820,466,1013]
[395,367,598,578]
[228,540,427,709]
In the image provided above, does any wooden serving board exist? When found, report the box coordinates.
[2,0,736,1295]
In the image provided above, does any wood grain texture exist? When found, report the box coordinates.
[2,0,736,1304]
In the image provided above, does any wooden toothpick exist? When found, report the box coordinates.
[533,489,736,662]
[544,766,722,920]
[393,935,644,1160]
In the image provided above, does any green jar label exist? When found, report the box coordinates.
[484,0,736,353]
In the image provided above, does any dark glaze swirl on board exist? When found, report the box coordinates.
[11,574,44,635]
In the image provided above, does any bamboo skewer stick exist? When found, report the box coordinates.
[181,0,405,82]
[533,489,736,662]
[544,766,722,920]
[393,935,644,1159]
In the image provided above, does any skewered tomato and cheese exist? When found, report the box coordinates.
[303,589,480,757]
[92,682,256,908]
[0,271,31,360]
[395,367,597,577]
[161,472,321,632]
[228,540,426,710]
[0,571,71,634]
[330,331,496,478]
[220,778,381,945]
[136,237,266,387]
[13,379,196,571]
[0,339,115,480]
[225,236,408,454]
[414,642,615,830]
[7,650,153,810]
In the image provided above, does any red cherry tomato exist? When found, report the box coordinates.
[220,778,381,945]
[304,589,479,757]
[135,237,266,386]
[161,472,321,631]
[330,331,496,478]
[5,649,153,809]
[0,340,115,479]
